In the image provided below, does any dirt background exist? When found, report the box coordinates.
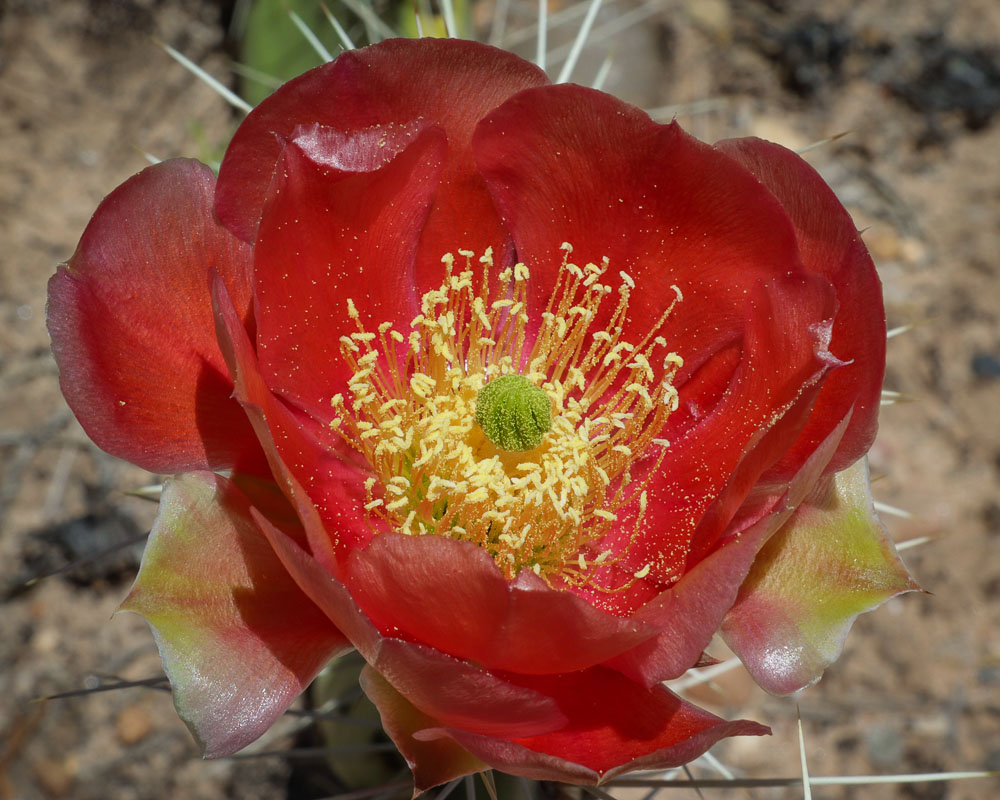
[1,0,999,798]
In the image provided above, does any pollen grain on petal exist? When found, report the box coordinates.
[328,247,685,592]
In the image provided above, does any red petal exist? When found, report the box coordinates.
[663,340,741,435]
[120,471,349,757]
[473,85,805,372]
[253,123,447,419]
[212,274,370,567]
[251,508,567,739]
[345,534,657,674]
[608,412,851,686]
[570,357,831,621]
[216,287,568,738]
[473,87,844,580]
[360,666,486,793]
[715,137,886,476]
[419,729,595,786]
[621,272,838,585]
[680,339,840,566]
[216,38,548,279]
[422,667,768,783]
[48,159,265,475]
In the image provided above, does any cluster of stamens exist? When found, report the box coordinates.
[329,244,683,591]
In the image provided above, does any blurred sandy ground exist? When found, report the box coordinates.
[1,0,999,798]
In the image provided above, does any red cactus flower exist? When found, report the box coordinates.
[48,38,918,791]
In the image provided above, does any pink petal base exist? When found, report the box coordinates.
[722,457,921,694]
[120,472,350,757]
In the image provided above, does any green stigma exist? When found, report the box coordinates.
[475,374,552,452]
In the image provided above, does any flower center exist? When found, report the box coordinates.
[475,374,552,452]
[329,244,683,590]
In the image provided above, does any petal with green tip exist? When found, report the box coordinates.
[121,472,350,757]
[722,458,921,695]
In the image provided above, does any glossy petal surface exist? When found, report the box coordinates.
[722,458,920,694]
[360,666,486,793]
[716,137,886,476]
[250,507,568,739]
[121,472,349,757]
[664,272,839,566]
[217,37,548,281]
[618,273,837,589]
[346,534,657,674]
[213,274,370,566]
[423,667,768,784]
[254,124,447,419]
[48,159,264,474]
[474,85,804,371]
[609,413,851,686]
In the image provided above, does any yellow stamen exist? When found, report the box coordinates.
[328,247,683,591]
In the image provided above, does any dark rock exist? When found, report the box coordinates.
[972,352,1000,380]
